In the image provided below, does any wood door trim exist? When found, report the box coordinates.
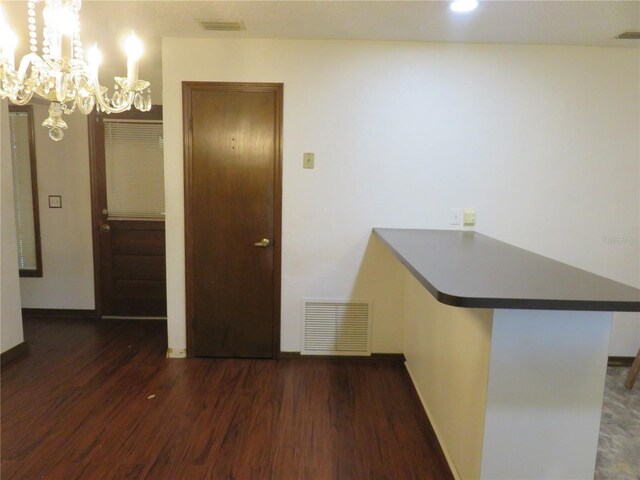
[87,106,163,317]
[183,81,283,359]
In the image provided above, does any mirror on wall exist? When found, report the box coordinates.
[9,105,43,277]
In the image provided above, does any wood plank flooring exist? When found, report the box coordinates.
[1,317,452,480]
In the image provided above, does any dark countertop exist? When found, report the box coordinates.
[374,228,640,312]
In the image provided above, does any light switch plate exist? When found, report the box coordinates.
[303,152,315,169]
[48,195,62,208]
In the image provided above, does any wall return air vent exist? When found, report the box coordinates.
[301,299,372,356]
[198,20,246,32]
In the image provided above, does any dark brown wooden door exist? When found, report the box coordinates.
[89,107,167,317]
[184,82,282,358]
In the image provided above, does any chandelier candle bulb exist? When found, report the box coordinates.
[67,31,73,60]
[125,32,142,84]
[7,40,15,70]
[87,44,101,78]
[1,30,17,70]
[51,36,61,60]
[127,55,138,84]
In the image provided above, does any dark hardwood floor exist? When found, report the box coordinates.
[1,317,452,480]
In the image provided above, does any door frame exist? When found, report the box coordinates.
[87,106,164,317]
[182,81,283,358]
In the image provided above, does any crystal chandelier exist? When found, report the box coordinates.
[0,0,151,141]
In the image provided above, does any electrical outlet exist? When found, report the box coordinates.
[450,208,462,226]
[303,152,315,169]
[463,208,476,226]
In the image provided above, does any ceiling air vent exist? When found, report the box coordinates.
[198,20,246,32]
[616,32,640,40]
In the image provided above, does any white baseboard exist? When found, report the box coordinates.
[166,348,187,358]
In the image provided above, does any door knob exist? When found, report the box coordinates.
[100,224,111,233]
[254,238,271,247]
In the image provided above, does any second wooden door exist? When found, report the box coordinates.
[184,82,282,358]
[89,108,167,318]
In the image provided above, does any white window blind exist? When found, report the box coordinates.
[105,119,165,219]
[9,111,38,271]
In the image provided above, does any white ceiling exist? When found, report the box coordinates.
[3,0,640,73]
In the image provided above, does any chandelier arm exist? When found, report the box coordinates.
[75,94,95,115]
[90,76,128,114]
[17,54,37,83]
[9,91,35,105]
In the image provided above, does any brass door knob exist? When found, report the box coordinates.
[254,238,271,247]
[100,224,111,233]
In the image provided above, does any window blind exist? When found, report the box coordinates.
[105,120,165,219]
[9,112,38,271]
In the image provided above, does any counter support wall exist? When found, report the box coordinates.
[481,309,612,480]
[404,274,612,479]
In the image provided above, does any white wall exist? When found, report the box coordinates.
[0,99,25,353]
[162,38,640,355]
[19,105,94,310]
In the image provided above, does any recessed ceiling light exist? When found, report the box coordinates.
[450,0,479,13]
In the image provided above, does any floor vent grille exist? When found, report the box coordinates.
[302,300,371,356]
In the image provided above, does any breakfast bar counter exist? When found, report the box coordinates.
[373,228,640,480]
